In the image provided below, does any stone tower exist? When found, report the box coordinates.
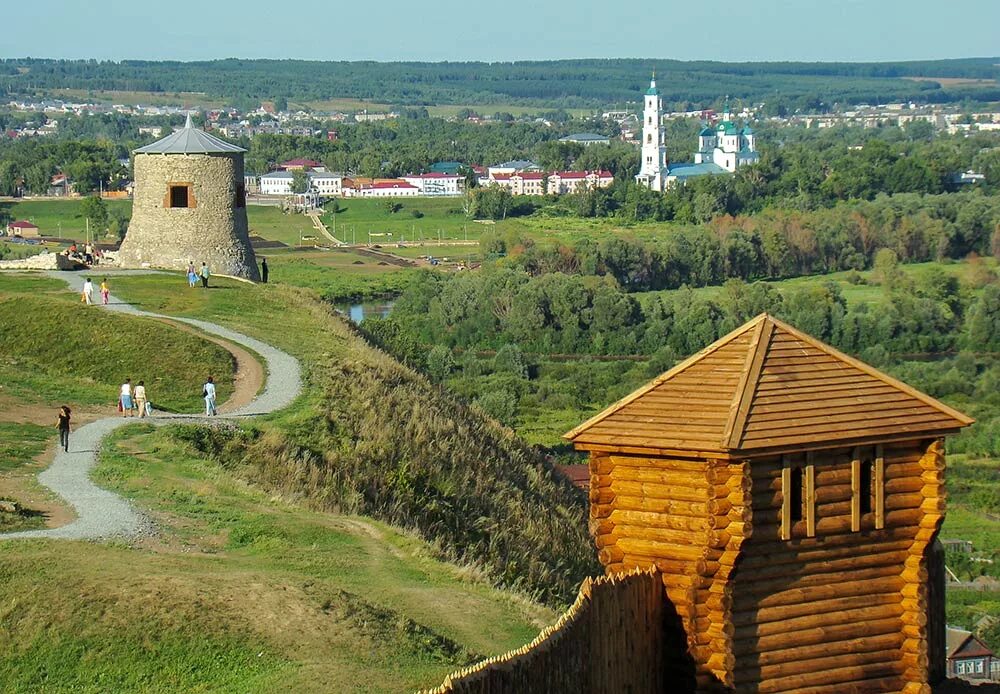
[118,114,260,281]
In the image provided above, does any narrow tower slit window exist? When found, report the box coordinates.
[781,454,812,540]
[852,446,885,531]
[789,467,804,522]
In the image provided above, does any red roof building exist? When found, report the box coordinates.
[278,158,322,171]
[7,220,40,237]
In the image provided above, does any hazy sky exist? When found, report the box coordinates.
[7,0,999,63]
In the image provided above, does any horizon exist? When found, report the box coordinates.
[7,0,1000,64]
[4,55,1000,65]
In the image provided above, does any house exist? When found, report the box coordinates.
[547,170,614,195]
[488,159,542,177]
[947,627,997,680]
[559,133,611,146]
[953,170,986,185]
[7,220,39,237]
[400,172,462,196]
[342,178,419,198]
[278,158,322,171]
[48,173,72,197]
[259,170,343,196]
[565,313,973,692]
[259,171,296,196]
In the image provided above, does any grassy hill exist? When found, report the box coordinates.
[0,270,595,690]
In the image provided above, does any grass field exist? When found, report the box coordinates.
[0,198,132,240]
[0,423,550,693]
[0,271,564,690]
[40,88,228,109]
[0,274,235,413]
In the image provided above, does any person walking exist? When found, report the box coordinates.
[56,405,71,452]
[260,257,269,284]
[200,262,210,289]
[82,278,94,305]
[134,380,148,418]
[120,379,134,418]
[100,278,110,305]
[203,376,217,416]
[187,262,198,288]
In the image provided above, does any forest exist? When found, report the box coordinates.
[4,57,1000,111]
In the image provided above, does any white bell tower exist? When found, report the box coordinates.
[637,73,668,191]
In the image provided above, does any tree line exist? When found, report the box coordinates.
[5,57,1000,111]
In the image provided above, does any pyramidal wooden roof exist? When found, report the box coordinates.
[565,314,973,456]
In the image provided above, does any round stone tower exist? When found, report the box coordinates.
[118,114,260,281]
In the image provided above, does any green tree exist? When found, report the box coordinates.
[966,285,1000,352]
[79,196,109,234]
[425,345,456,381]
[291,170,309,194]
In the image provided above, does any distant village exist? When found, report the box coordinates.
[3,90,1000,205]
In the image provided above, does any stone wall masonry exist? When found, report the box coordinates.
[0,252,82,271]
[118,152,260,281]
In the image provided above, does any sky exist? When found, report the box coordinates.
[5,0,999,63]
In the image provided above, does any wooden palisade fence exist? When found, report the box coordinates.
[421,567,668,693]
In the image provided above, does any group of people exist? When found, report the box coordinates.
[64,243,104,265]
[118,379,150,418]
[186,262,212,288]
[56,375,220,453]
[184,259,269,287]
[81,277,110,305]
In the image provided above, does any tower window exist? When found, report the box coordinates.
[647,134,652,143]
[236,184,246,208]
[165,182,196,209]
[170,185,189,208]
[789,466,804,522]
[852,446,885,531]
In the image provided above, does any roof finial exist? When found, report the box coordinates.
[184,112,193,129]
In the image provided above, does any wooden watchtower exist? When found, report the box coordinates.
[565,314,973,693]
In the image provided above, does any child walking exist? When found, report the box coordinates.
[100,278,110,305]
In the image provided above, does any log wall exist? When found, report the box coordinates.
[420,567,671,694]
[590,451,751,690]
[729,440,941,694]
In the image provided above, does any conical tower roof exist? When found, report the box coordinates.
[135,113,245,155]
[565,314,973,455]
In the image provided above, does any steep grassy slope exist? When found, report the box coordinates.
[108,273,598,605]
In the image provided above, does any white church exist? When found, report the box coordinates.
[635,75,758,191]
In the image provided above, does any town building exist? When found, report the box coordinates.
[947,627,997,680]
[342,178,419,198]
[258,171,343,196]
[547,170,614,195]
[488,159,542,177]
[6,220,39,237]
[278,158,323,171]
[400,173,462,196]
[559,133,611,146]
[565,313,973,692]
[118,114,259,281]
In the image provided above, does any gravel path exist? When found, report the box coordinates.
[0,271,302,541]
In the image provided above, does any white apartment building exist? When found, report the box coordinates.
[400,173,463,196]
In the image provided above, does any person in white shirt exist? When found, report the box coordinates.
[120,379,133,418]
[203,376,217,416]
[82,278,94,305]
[134,381,148,418]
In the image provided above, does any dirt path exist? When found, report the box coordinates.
[0,270,302,541]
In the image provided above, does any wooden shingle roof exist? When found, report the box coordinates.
[565,314,973,456]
